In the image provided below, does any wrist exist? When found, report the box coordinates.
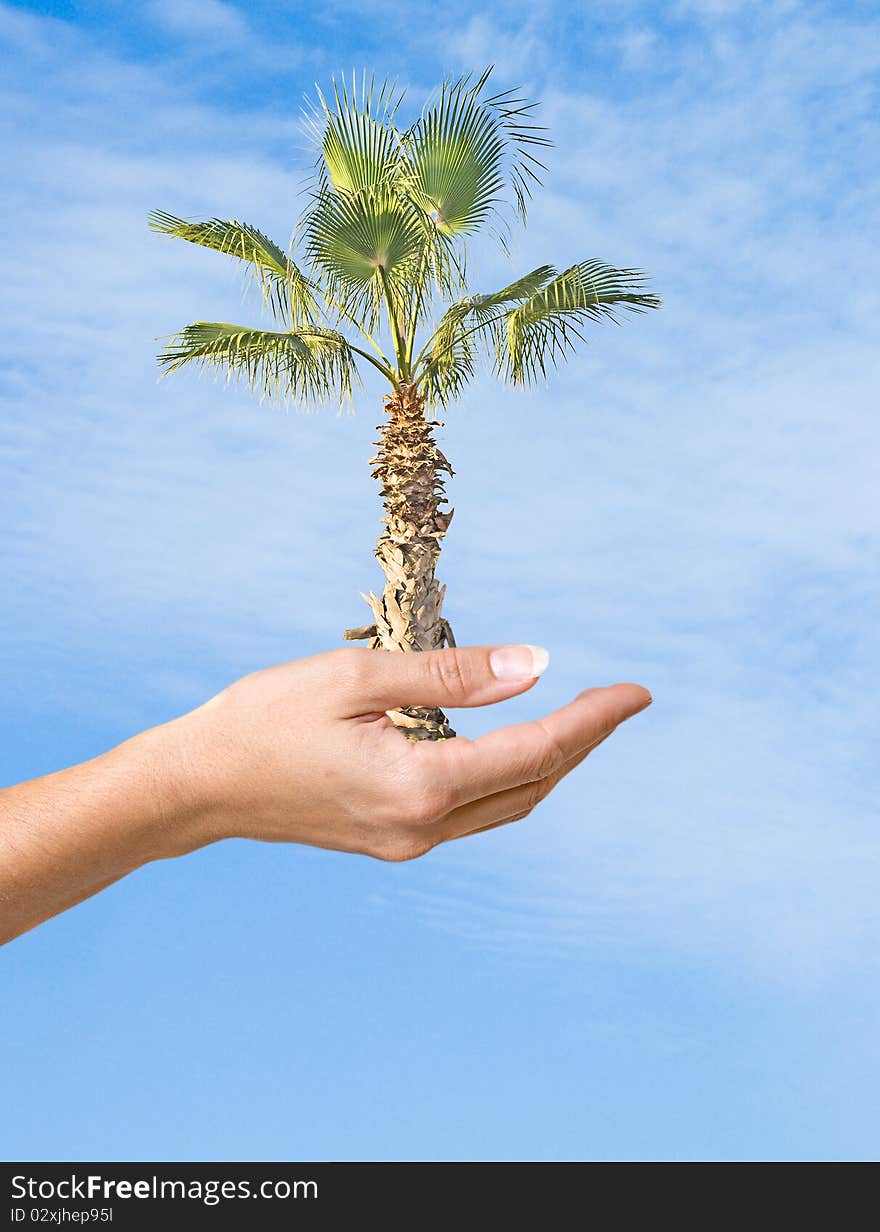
[112,715,225,863]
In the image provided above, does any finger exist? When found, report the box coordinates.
[431,730,613,844]
[415,682,652,808]
[445,816,517,843]
[334,643,551,715]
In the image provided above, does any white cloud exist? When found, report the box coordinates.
[442,11,552,80]
[149,0,249,41]
[616,26,657,70]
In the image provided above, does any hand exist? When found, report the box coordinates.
[0,643,652,944]
[167,644,652,862]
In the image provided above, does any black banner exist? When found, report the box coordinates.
[4,1163,564,1229]
[0,1160,657,1228]
[2,1159,869,1227]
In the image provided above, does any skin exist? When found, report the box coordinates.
[0,644,651,946]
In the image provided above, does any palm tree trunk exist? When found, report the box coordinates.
[344,382,456,741]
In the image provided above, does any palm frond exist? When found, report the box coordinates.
[432,264,556,336]
[493,261,662,386]
[480,73,553,225]
[157,321,357,408]
[148,211,316,324]
[413,265,555,387]
[313,71,405,196]
[399,66,551,240]
[300,186,424,332]
[418,314,478,406]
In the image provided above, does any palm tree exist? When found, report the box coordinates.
[150,68,660,741]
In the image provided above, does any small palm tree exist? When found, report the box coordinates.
[151,69,660,741]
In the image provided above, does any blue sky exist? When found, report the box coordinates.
[1,0,878,1161]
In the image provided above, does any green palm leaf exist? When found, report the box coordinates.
[414,265,555,397]
[148,211,316,324]
[418,316,478,406]
[426,264,556,342]
[495,261,662,385]
[400,67,551,238]
[301,187,424,332]
[314,72,404,196]
[158,321,357,407]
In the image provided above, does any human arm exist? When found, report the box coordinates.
[0,643,651,945]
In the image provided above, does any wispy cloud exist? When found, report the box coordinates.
[148,0,250,41]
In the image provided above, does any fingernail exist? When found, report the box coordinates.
[629,689,653,715]
[490,644,550,681]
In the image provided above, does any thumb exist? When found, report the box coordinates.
[341,644,550,714]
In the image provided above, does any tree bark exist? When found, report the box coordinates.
[345,382,456,741]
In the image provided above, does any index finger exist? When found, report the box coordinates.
[414,683,652,808]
